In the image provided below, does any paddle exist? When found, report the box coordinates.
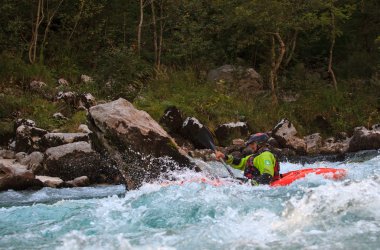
[195,126,237,178]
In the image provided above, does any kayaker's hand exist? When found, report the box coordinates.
[215,151,225,161]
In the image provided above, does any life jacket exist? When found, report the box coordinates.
[243,147,281,182]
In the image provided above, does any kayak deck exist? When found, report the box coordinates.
[270,168,347,187]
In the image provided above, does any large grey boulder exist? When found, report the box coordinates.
[37,141,123,184]
[88,98,192,189]
[0,159,43,191]
[272,118,306,154]
[348,126,380,152]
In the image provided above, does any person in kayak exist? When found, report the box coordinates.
[215,133,280,185]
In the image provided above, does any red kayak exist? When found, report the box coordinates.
[270,168,347,187]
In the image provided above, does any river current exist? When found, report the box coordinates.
[0,151,379,249]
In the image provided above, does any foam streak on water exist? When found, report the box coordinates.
[0,154,379,250]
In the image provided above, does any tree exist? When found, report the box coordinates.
[317,0,356,90]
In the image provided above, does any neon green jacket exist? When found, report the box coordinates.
[225,151,277,185]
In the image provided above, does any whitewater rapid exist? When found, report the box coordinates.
[0,152,379,249]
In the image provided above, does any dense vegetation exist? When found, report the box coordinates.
[0,0,379,144]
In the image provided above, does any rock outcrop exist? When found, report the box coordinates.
[88,98,193,189]
[36,141,123,184]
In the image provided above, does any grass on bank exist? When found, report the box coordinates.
[134,70,380,137]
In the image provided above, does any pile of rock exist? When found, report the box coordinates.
[2,97,380,192]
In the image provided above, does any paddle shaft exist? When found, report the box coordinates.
[219,157,236,178]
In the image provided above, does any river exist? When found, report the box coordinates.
[0,151,379,249]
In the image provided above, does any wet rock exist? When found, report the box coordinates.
[304,133,323,155]
[0,159,43,191]
[38,141,123,184]
[215,122,249,147]
[160,106,184,134]
[272,118,306,154]
[15,125,48,153]
[88,98,192,189]
[40,132,89,149]
[348,126,380,152]
[35,175,64,188]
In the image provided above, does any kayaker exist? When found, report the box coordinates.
[215,133,280,185]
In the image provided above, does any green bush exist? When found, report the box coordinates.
[94,48,152,101]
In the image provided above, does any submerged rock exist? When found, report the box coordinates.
[88,98,192,189]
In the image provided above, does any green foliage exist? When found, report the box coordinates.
[94,49,151,101]
[0,53,54,88]
[135,69,380,137]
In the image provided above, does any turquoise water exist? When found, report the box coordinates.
[1,152,380,250]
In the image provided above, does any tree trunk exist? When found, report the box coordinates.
[328,9,338,91]
[29,0,44,64]
[40,0,64,64]
[269,36,277,104]
[151,0,158,67]
[68,0,85,42]
[137,0,144,57]
[157,0,164,69]
[268,32,286,104]
[284,30,298,67]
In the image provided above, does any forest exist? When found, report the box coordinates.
[0,0,379,143]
